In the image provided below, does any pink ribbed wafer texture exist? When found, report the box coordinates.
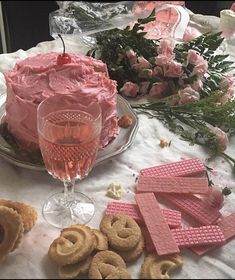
[136,176,209,194]
[135,193,180,255]
[159,193,221,225]
[191,213,235,255]
[106,201,181,228]
[142,225,225,252]
[171,226,225,247]
[140,158,206,177]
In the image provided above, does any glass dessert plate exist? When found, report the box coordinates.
[0,95,139,171]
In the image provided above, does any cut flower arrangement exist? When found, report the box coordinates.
[87,10,235,171]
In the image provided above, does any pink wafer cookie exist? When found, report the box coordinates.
[106,202,181,228]
[191,213,235,255]
[171,226,225,248]
[140,158,206,177]
[136,176,209,194]
[135,193,179,256]
[159,193,221,225]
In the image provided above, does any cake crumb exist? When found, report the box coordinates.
[118,115,133,128]
[159,139,169,148]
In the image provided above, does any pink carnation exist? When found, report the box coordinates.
[149,82,168,98]
[155,54,171,66]
[132,56,152,71]
[158,38,175,58]
[164,61,183,78]
[139,81,150,95]
[178,86,200,104]
[183,27,201,42]
[187,49,200,65]
[126,49,137,65]
[211,127,229,152]
[219,74,235,89]
[191,79,203,91]
[191,60,208,78]
[120,82,139,98]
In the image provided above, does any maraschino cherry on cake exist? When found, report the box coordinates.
[4,35,119,153]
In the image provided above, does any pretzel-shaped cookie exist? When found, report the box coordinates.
[48,225,95,265]
[100,214,141,251]
[140,254,184,279]
[115,235,145,263]
[92,229,108,251]
[0,206,24,261]
[88,250,131,279]
[0,199,37,232]
[58,255,93,279]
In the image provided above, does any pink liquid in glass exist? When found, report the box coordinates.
[38,110,100,181]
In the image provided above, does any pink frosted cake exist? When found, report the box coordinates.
[4,52,119,152]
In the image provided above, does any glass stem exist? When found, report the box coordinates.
[63,179,75,202]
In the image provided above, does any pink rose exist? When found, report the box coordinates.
[178,86,200,104]
[191,60,208,78]
[183,27,201,42]
[164,61,183,78]
[219,74,235,89]
[132,56,151,71]
[191,79,203,91]
[126,49,137,65]
[211,127,229,151]
[158,38,175,58]
[219,87,235,104]
[187,49,200,65]
[149,82,168,98]
[152,66,163,77]
[155,54,171,66]
[119,82,139,98]
[139,81,150,95]
[138,69,153,79]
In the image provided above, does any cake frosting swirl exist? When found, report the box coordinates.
[4,52,119,151]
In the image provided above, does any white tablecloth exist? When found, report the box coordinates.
[0,13,235,279]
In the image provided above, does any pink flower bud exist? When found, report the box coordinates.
[210,127,229,152]
[178,86,200,104]
[126,49,138,65]
[202,186,224,210]
[139,81,150,95]
[164,61,183,78]
[149,82,168,98]
[119,82,139,98]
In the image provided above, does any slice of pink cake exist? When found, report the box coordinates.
[4,52,119,151]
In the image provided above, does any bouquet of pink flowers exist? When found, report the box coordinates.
[87,10,235,171]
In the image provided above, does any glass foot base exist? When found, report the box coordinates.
[42,191,95,228]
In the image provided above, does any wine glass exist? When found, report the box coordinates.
[37,94,102,228]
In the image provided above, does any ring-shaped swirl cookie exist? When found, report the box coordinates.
[0,206,23,261]
[0,199,37,233]
[100,214,141,251]
[88,250,130,279]
[48,225,95,265]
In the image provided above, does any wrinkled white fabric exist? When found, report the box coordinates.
[0,14,235,279]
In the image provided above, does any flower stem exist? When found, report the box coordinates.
[221,152,235,164]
